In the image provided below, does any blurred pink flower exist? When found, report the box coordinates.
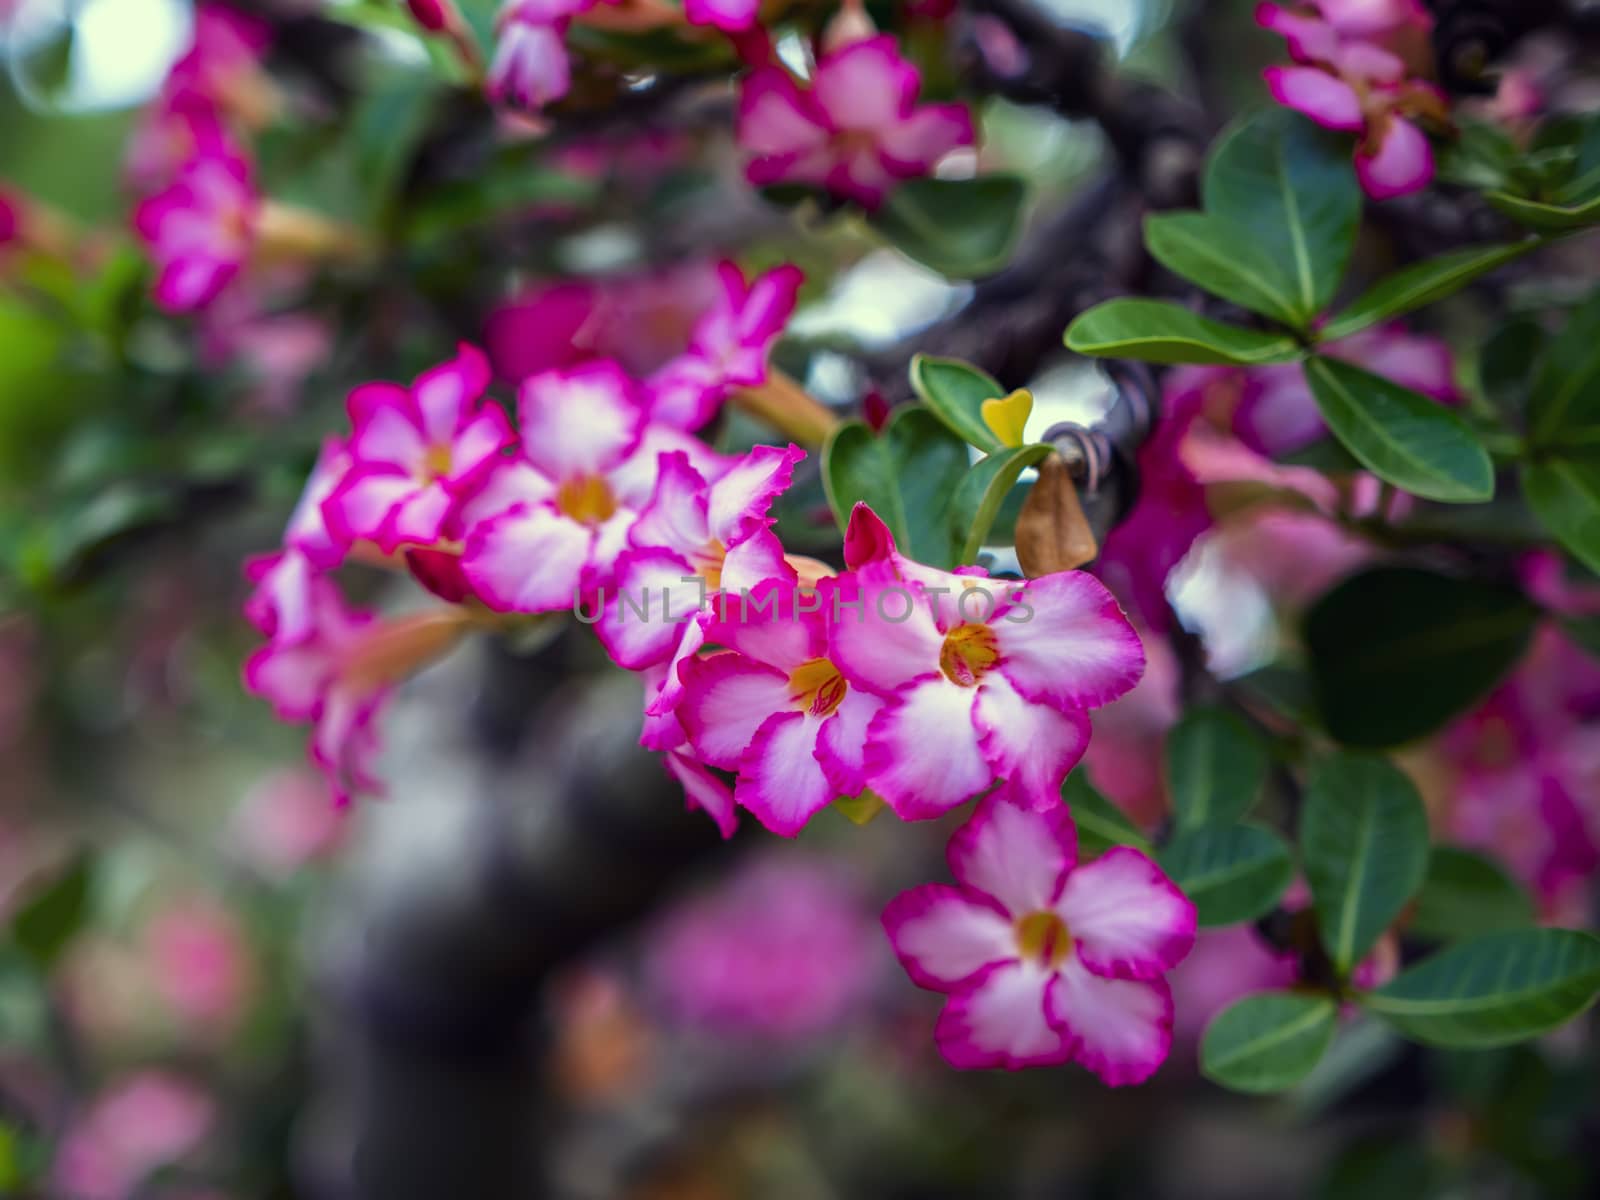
[145,902,254,1032]
[1167,926,1297,1045]
[53,1072,215,1200]
[0,185,21,249]
[133,149,258,312]
[646,857,881,1040]
[684,0,758,34]
[232,768,351,873]
[1081,630,1181,830]
[168,3,272,103]
[488,0,600,110]
[737,36,974,208]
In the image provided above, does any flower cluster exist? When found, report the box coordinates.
[1258,0,1446,198]
[129,4,273,311]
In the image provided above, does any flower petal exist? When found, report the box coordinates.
[1356,115,1434,199]
[1047,958,1174,1087]
[1055,847,1197,981]
[862,676,992,820]
[664,749,738,839]
[629,451,711,557]
[1264,66,1365,132]
[735,710,836,836]
[992,572,1146,711]
[946,795,1076,916]
[413,343,491,446]
[461,502,592,613]
[828,570,944,695]
[935,961,1072,1069]
[678,652,794,769]
[815,685,884,796]
[518,360,642,480]
[595,547,707,668]
[707,442,804,545]
[882,884,1015,991]
[813,36,920,132]
[972,672,1092,809]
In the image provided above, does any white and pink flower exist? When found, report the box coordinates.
[830,505,1144,819]
[737,36,974,208]
[133,148,259,311]
[645,260,804,431]
[883,798,1195,1081]
[323,345,511,554]
[677,578,884,835]
[487,0,597,110]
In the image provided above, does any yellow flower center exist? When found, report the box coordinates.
[556,475,617,526]
[787,657,849,718]
[1014,911,1072,968]
[692,539,727,591]
[939,624,1000,687]
[420,443,454,483]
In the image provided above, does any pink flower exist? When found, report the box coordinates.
[244,437,353,644]
[883,799,1195,1080]
[0,185,19,249]
[594,442,804,669]
[831,505,1145,818]
[487,0,595,110]
[1258,3,1445,198]
[1167,926,1298,1045]
[243,580,391,805]
[168,3,272,101]
[124,88,233,193]
[677,579,885,835]
[53,1072,214,1200]
[645,261,804,431]
[647,856,881,1040]
[145,901,253,1031]
[133,149,258,311]
[323,345,511,554]
[684,0,759,34]
[461,361,724,613]
[737,36,974,208]
[231,767,350,873]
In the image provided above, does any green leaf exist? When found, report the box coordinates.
[1363,929,1600,1047]
[1409,847,1535,941]
[909,354,1005,453]
[867,175,1028,279]
[1303,356,1494,503]
[821,407,970,569]
[1301,753,1430,974]
[1523,459,1600,575]
[1157,823,1294,926]
[1305,567,1538,748]
[1204,108,1362,320]
[1165,707,1269,830]
[1486,189,1600,231]
[1065,299,1302,366]
[1144,212,1305,328]
[1201,992,1339,1093]
[951,443,1052,562]
[1529,289,1600,444]
[1478,317,1546,423]
[1062,771,1151,856]
[1321,241,1536,341]
[10,855,92,970]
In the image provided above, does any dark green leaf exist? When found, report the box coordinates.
[1144,212,1305,328]
[1321,242,1536,341]
[1157,823,1294,926]
[1165,707,1269,830]
[1529,289,1600,444]
[1409,847,1535,941]
[821,408,970,569]
[1523,459,1600,575]
[1303,356,1494,503]
[11,855,92,970]
[1062,771,1150,856]
[1363,929,1600,1047]
[951,444,1052,562]
[909,354,1005,453]
[1201,991,1339,1093]
[1204,108,1362,320]
[1486,189,1600,231]
[1305,567,1538,748]
[868,175,1028,279]
[1301,753,1430,973]
[1065,299,1302,366]
[1478,317,1546,422]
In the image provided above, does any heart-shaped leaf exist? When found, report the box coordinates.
[979,389,1033,448]
[1305,567,1538,748]
[1204,108,1363,320]
[1157,823,1295,927]
[1165,707,1270,830]
[1321,241,1537,341]
[1066,299,1302,366]
[1409,847,1535,941]
[821,407,970,568]
[1301,753,1430,974]
[1303,356,1494,503]
[950,442,1052,563]
[868,174,1028,279]
[1201,992,1339,1093]
[910,354,1006,453]
[1523,459,1600,575]
[1144,211,1307,329]
[1362,929,1600,1047]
